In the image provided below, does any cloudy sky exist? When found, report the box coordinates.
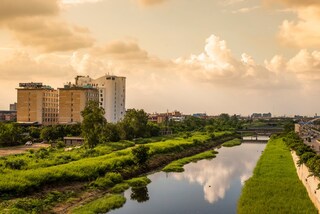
[1,0,320,116]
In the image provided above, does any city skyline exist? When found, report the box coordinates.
[0,0,320,116]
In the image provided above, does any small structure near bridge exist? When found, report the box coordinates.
[63,137,84,147]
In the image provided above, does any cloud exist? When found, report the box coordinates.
[266,0,320,48]
[61,0,103,5]
[6,17,94,52]
[92,39,170,68]
[231,6,260,14]
[0,0,94,52]
[0,0,59,21]
[175,35,295,90]
[278,7,320,48]
[136,0,168,7]
[222,0,246,6]
[266,0,320,8]
[0,51,76,82]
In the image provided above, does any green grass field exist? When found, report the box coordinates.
[162,150,218,172]
[0,132,229,196]
[238,137,317,214]
[222,138,241,147]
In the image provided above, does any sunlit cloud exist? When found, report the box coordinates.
[231,6,260,14]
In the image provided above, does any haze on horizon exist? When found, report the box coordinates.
[0,0,320,116]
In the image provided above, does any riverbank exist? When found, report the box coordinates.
[0,131,237,213]
[291,151,320,210]
[238,137,317,213]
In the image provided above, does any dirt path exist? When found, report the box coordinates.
[0,143,50,156]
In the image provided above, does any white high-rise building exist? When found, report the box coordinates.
[75,75,126,123]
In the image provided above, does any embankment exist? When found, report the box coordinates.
[238,137,317,214]
[291,151,320,211]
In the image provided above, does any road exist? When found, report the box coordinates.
[0,143,50,157]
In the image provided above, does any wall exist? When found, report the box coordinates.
[291,151,320,211]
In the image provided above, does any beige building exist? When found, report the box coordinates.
[75,75,126,123]
[17,83,58,125]
[58,85,99,124]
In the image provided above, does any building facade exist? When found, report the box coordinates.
[17,83,58,125]
[75,75,126,123]
[58,85,99,124]
[10,103,17,111]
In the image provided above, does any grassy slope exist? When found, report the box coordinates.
[222,138,241,147]
[72,194,126,214]
[238,137,317,214]
[0,132,227,195]
[162,150,217,172]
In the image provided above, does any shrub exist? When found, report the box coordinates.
[132,145,150,165]
[91,173,123,189]
[56,141,66,149]
[5,159,26,170]
[72,194,126,214]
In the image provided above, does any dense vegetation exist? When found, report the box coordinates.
[162,150,218,172]
[238,136,317,213]
[222,138,242,147]
[283,132,320,178]
[0,132,230,196]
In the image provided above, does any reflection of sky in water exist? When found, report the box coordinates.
[109,143,266,214]
[172,143,264,203]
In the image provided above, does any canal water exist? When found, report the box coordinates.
[109,143,266,214]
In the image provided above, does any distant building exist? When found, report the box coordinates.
[75,75,126,123]
[58,84,99,124]
[16,83,58,125]
[251,112,272,119]
[63,137,84,147]
[148,111,185,124]
[0,111,17,122]
[193,113,207,119]
[10,103,17,111]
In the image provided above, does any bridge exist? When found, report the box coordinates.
[237,127,284,143]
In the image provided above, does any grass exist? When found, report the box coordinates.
[238,137,317,214]
[162,150,218,172]
[126,177,151,188]
[72,194,126,214]
[72,177,150,213]
[222,138,242,147]
[0,190,76,213]
[0,132,226,196]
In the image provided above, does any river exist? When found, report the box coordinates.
[109,143,266,214]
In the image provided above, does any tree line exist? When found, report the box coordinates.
[0,101,249,148]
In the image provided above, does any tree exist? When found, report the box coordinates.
[120,109,149,140]
[0,123,23,146]
[132,145,150,166]
[81,101,107,149]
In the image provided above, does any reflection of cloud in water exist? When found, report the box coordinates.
[171,144,264,204]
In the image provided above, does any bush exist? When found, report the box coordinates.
[56,141,66,149]
[132,145,150,165]
[5,159,27,170]
[126,177,151,188]
[91,173,123,189]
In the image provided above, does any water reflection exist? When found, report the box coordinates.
[130,186,150,203]
[109,143,265,214]
[172,144,263,203]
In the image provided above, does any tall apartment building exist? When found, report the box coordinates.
[58,85,99,124]
[17,83,58,125]
[75,75,126,123]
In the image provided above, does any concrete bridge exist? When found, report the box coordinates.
[237,127,284,143]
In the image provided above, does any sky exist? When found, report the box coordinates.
[1,0,320,116]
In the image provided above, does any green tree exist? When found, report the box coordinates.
[132,145,150,166]
[120,109,149,140]
[81,101,107,149]
[0,123,23,146]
